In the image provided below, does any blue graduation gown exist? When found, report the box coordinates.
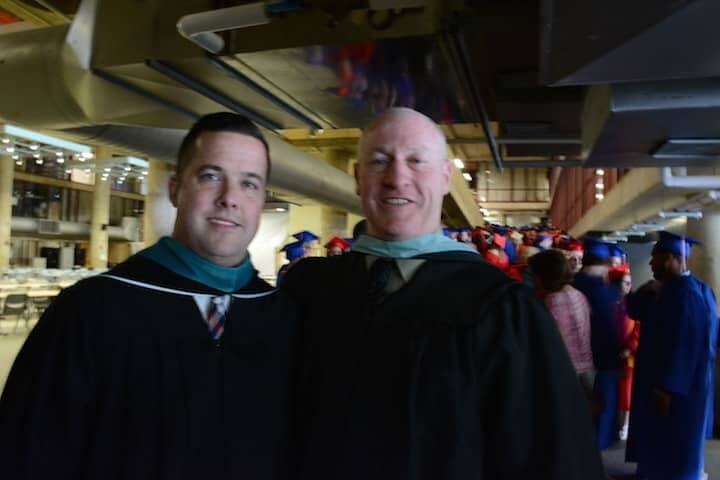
[626,274,718,480]
[504,241,518,265]
[574,271,622,450]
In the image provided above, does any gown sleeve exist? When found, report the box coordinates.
[479,285,605,480]
[658,285,706,396]
[0,287,96,479]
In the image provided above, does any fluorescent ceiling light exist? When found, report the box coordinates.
[463,172,472,181]
[658,210,703,219]
[614,230,646,237]
[1,125,91,154]
[595,183,604,189]
[453,158,464,169]
[596,169,605,175]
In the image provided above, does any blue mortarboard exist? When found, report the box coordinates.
[653,231,701,258]
[292,230,319,244]
[583,239,611,261]
[495,226,509,236]
[608,244,625,258]
[442,228,451,237]
[281,241,305,261]
[457,227,471,234]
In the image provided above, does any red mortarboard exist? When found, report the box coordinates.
[608,264,631,283]
[324,237,351,251]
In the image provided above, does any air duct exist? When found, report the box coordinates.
[11,217,135,240]
[60,125,362,215]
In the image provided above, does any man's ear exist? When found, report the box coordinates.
[168,173,179,207]
[441,158,452,195]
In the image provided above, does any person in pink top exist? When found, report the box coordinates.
[529,249,595,398]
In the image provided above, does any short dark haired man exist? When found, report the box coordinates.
[284,108,603,479]
[0,112,297,480]
[626,231,718,480]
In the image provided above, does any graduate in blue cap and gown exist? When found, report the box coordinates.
[626,232,718,480]
[573,238,622,450]
[277,241,306,284]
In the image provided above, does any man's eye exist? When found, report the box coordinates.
[371,157,388,165]
[199,172,219,181]
[242,180,259,190]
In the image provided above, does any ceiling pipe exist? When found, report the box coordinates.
[446,23,504,172]
[661,167,720,189]
[177,3,271,54]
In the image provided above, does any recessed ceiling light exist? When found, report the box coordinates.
[463,172,472,181]
[595,183,604,189]
[15,160,22,166]
[5,147,15,153]
[65,169,72,174]
[453,158,464,169]
[595,193,604,200]
[33,153,40,159]
[56,158,64,164]
[35,159,43,165]
[275,207,286,212]
[104,167,111,172]
[124,166,131,171]
[141,170,148,175]
[11,154,18,160]
[596,169,605,175]
[29,144,39,150]
[56,151,63,156]
[84,168,91,173]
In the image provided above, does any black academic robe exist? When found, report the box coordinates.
[0,255,298,480]
[284,251,604,480]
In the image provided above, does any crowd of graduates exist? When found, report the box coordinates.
[280,223,718,479]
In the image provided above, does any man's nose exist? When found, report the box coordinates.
[216,181,239,208]
[382,159,411,187]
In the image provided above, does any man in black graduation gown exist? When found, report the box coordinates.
[0,113,297,480]
[284,107,604,479]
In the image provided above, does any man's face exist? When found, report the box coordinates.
[650,251,673,280]
[567,251,583,274]
[327,246,344,257]
[621,274,632,296]
[355,113,450,241]
[169,131,267,267]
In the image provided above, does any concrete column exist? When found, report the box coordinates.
[89,147,111,270]
[143,158,176,246]
[687,209,720,306]
[0,154,13,270]
[322,149,364,238]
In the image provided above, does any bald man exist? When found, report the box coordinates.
[284,108,603,479]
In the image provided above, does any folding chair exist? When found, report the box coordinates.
[0,293,29,334]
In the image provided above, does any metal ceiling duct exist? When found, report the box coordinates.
[0,0,361,215]
[540,0,720,86]
[582,79,720,167]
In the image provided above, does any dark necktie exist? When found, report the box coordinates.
[368,257,395,304]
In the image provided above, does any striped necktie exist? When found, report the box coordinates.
[206,296,227,341]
